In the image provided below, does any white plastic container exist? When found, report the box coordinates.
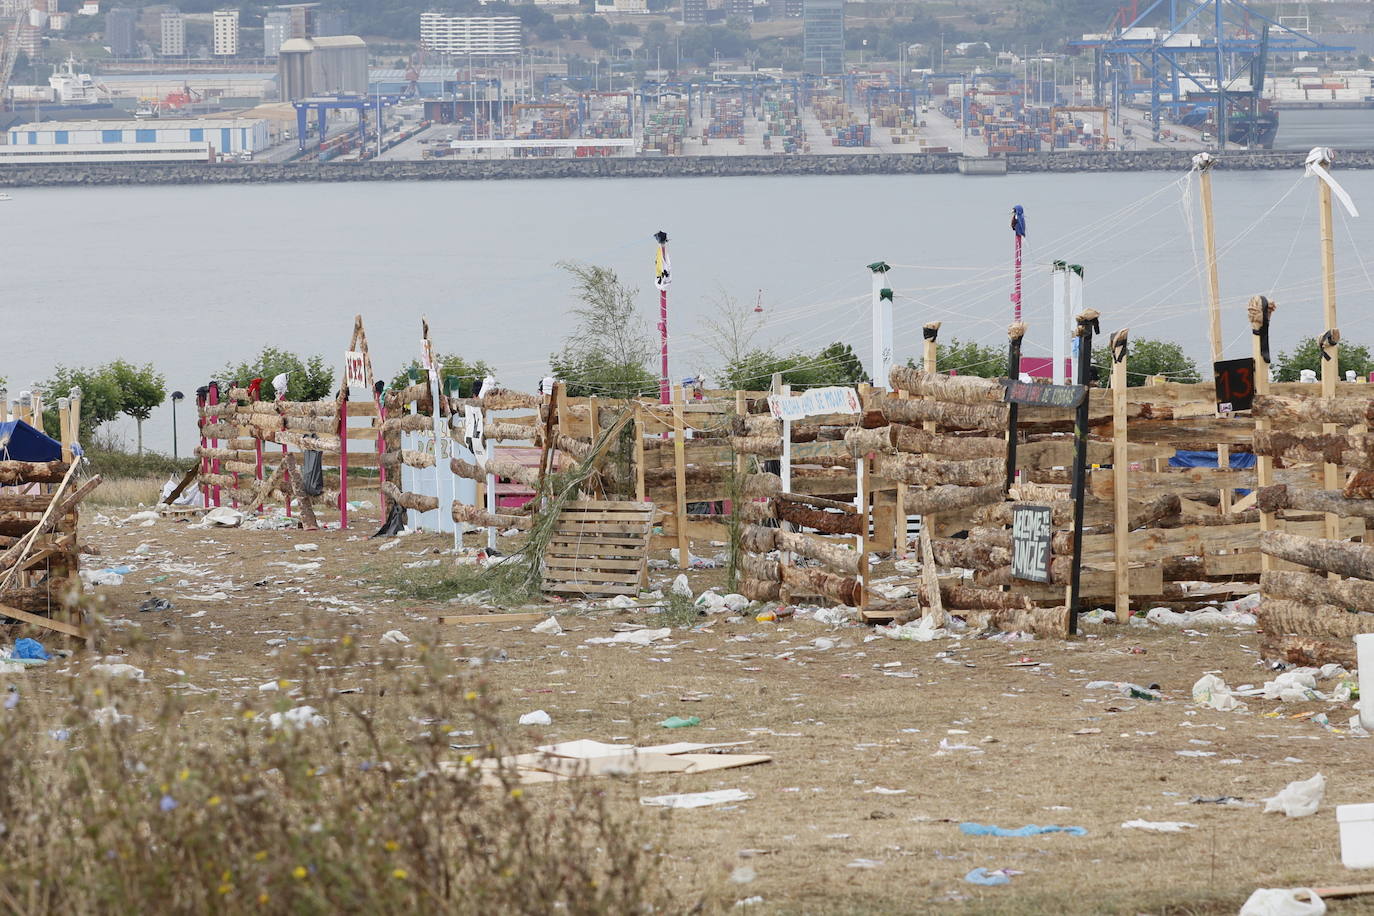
[1337,803,1374,869]
[1358,633,1374,731]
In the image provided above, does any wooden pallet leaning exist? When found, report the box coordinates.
[542,499,654,598]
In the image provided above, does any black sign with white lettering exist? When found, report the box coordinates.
[1012,505,1053,583]
[1213,357,1256,414]
[1003,380,1087,409]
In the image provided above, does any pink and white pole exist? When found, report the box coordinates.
[654,230,671,404]
[1011,205,1026,323]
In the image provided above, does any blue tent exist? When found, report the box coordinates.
[0,420,62,462]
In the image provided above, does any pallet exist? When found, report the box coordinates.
[542,499,653,598]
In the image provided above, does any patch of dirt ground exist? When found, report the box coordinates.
[34,504,1374,914]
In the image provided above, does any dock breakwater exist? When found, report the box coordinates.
[0,148,1364,187]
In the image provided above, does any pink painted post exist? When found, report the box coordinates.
[208,382,222,507]
[1011,205,1026,323]
[654,230,671,404]
[197,389,209,506]
[338,390,349,530]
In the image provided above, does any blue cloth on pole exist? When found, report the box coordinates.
[959,823,1087,837]
[12,638,49,661]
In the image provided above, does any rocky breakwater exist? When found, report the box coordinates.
[1,148,1372,187]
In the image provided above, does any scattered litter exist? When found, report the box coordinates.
[964,868,1020,886]
[532,617,564,635]
[661,716,700,729]
[1121,819,1196,832]
[82,568,126,587]
[845,859,884,869]
[586,628,671,647]
[641,789,751,809]
[379,630,410,645]
[730,866,756,884]
[11,639,48,661]
[877,618,949,642]
[1238,888,1326,916]
[1145,605,1256,628]
[196,507,244,528]
[1192,674,1243,711]
[138,597,174,613]
[959,823,1087,837]
[89,663,145,680]
[1264,773,1326,818]
[268,706,327,730]
[294,543,319,552]
[519,710,552,726]
[671,574,693,599]
[122,510,160,527]
[866,787,907,795]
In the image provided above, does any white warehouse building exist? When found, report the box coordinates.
[6,118,270,154]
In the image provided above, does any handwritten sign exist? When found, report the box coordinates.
[1213,357,1255,414]
[1011,505,1053,583]
[420,338,435,373]
[344,351,368,389]
[767,386,861,422]
[463,405,487,464]
[1003,380,1087,409]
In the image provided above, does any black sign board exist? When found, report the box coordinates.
[1003,380,1087,409]
[1213,357,1256,414]
[1011,505,1053,583]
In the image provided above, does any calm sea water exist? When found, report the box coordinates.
[4,146,1374,454]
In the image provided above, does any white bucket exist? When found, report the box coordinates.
[1358,633,1374,731]
[1337,803,1374,869]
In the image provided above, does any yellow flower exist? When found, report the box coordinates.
[218,883,232,895]
[242,710,257,720]
[392,868,408,880]
[257,893,269,905]
[160,782,169,794]
[342,635,353,647]
[464,690,478,701]
[509,788,523,800]
[462,754,475,766]
[278,679,291,689]
[384,841,399,852]
[222,870,231,882]
[207,796,222,807]
[292,866,307,880]
[93,687,103,697]
[254,851,267,862]
[177,769,190,782]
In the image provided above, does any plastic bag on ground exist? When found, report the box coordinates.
[1263,773,1326,818]
[1193,674,1243,711]
[269,705,327,730]
[641,789,751,809]
[671,574,693,599]
[532,616,563,635]
[518,710,552,726]
[1263,670,1321,703]
[11,638,48,661]
[198,507,244,528]
[877,617,948,641]
[1238,888,1326,916]
[379,630,410,645]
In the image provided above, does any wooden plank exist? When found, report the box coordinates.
[544,556,645,571]
[544,569,643,584]
[564,499,653,511]
[0,601,84,639]
[552,511,653,524]
[1112,333,1130,624]
[545,583,639,596]
[550,531,651,545]
[634,404,647,501]
[439,612,549,625]
[1079,515,1362,562]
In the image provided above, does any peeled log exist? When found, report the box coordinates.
[974,557,1076,587]
[892,425,1006,459]
[962,605,1070,639]
[1254,431,1374,469]
[775,529,860,575]
[779,564,862,606]
[844,426,898,455]
[1261,633,1357,669]
[931,538,1009,571]
[485,422,536,442]
[887,368,1006,406]
[451,456,537,487]
[903,484,1004,517]
[381,481,438,514]
[731,436,782,458]
[451,503,532,531]
[740,577,781,602]
[740,525,778,554]
[1253,393,1374,425]
[969,526,1075,556]
[739,552,781,582]
[872,453,1002,487]
[741,500,776,525]
[381,415,434,434]
[921,583,1033,611]
[743,473,782,498]
[1255,484,1374,519]
[774,502,862,535]
[1261,569,1374,615]
[975,500,1075,528]
[1259,530,1374,581]
[1257,598,1374,639]
[866,393,1008,432]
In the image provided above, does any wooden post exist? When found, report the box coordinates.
[1004,322,1025,492]
[921,322,939,541]
[57,398,72,463]
[1251,296,1277,571]
[1198,157,1232,511]
[1066,310,1100,634]
[337,386,349,530]
[208,382,221,508]
[1111,329,1130,623]
[633,402,647,503]
[893,387,908,554]
[672,384,689,569]
[1319,176,1341,548]
[483,397,497,550]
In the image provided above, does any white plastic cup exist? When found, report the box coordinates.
[1358,633,1374,732]
[1338,803,1374,869]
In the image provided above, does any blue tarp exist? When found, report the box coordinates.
[1169,449,1256,470]
[0,420,62,462]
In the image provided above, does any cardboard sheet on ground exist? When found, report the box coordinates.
[465,739,771,785]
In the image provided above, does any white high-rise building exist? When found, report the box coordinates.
[419,12,521,56]
[212,9,239,57]
[160,9,185,56]
[263,10,291,57]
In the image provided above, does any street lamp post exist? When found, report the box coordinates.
[171,391,184,460]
